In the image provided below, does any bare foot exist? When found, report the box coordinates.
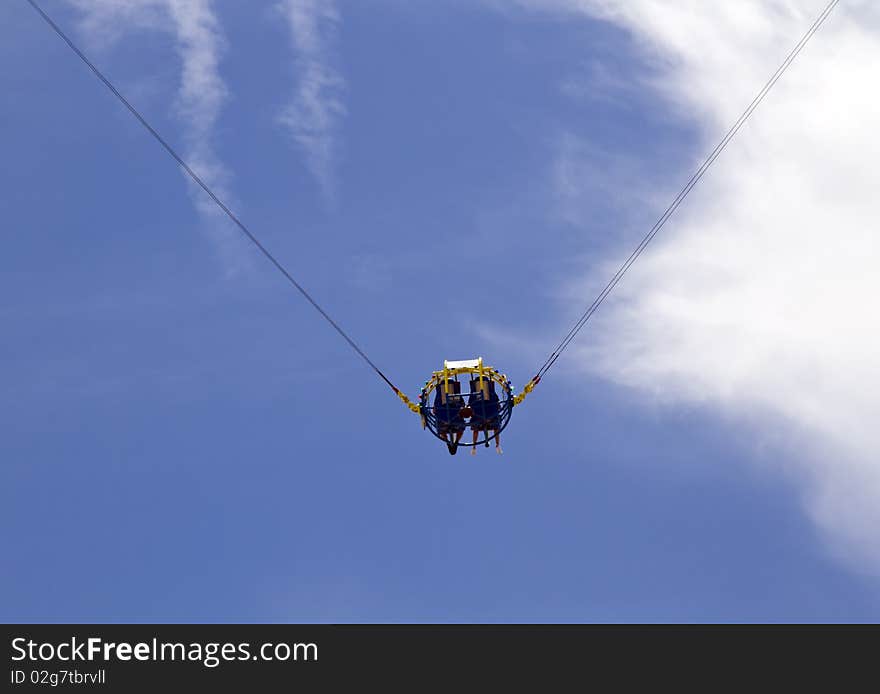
[496,446,503,455]
[470,447,477,456]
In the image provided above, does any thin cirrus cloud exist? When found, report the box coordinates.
[276,0,346,203]
[513,0,880,574]
[67,0,243,267]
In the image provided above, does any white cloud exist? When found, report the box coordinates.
[513,1,880,573]
[67,0,241,267]
[277,0,346,202]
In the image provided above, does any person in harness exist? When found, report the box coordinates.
[467,375,503,455]
[433,378,466,454]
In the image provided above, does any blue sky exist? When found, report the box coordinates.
[2,0,879,622]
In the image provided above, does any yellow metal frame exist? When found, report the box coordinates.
[431,358,507,399]
[417,357,510,431]
[394,357,539,417]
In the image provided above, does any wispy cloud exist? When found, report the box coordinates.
[67,0,241,267]
[277,0,346,202]
[501,1,880,573]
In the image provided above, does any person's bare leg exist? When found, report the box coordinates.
[470,429,478,455]
[495,429,502,454]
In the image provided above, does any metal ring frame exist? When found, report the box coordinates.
[419,367,514,450]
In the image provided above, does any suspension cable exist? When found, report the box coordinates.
[532,0,841,384]
[24,0,405,396]
[25,0,843,409]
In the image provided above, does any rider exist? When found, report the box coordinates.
[467,375,502,455]
[433,378,466,453]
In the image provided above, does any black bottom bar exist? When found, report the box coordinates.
[2,624,876,691]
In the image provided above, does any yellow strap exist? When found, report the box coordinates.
[395,388,421,414]
[513,376,540,406]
